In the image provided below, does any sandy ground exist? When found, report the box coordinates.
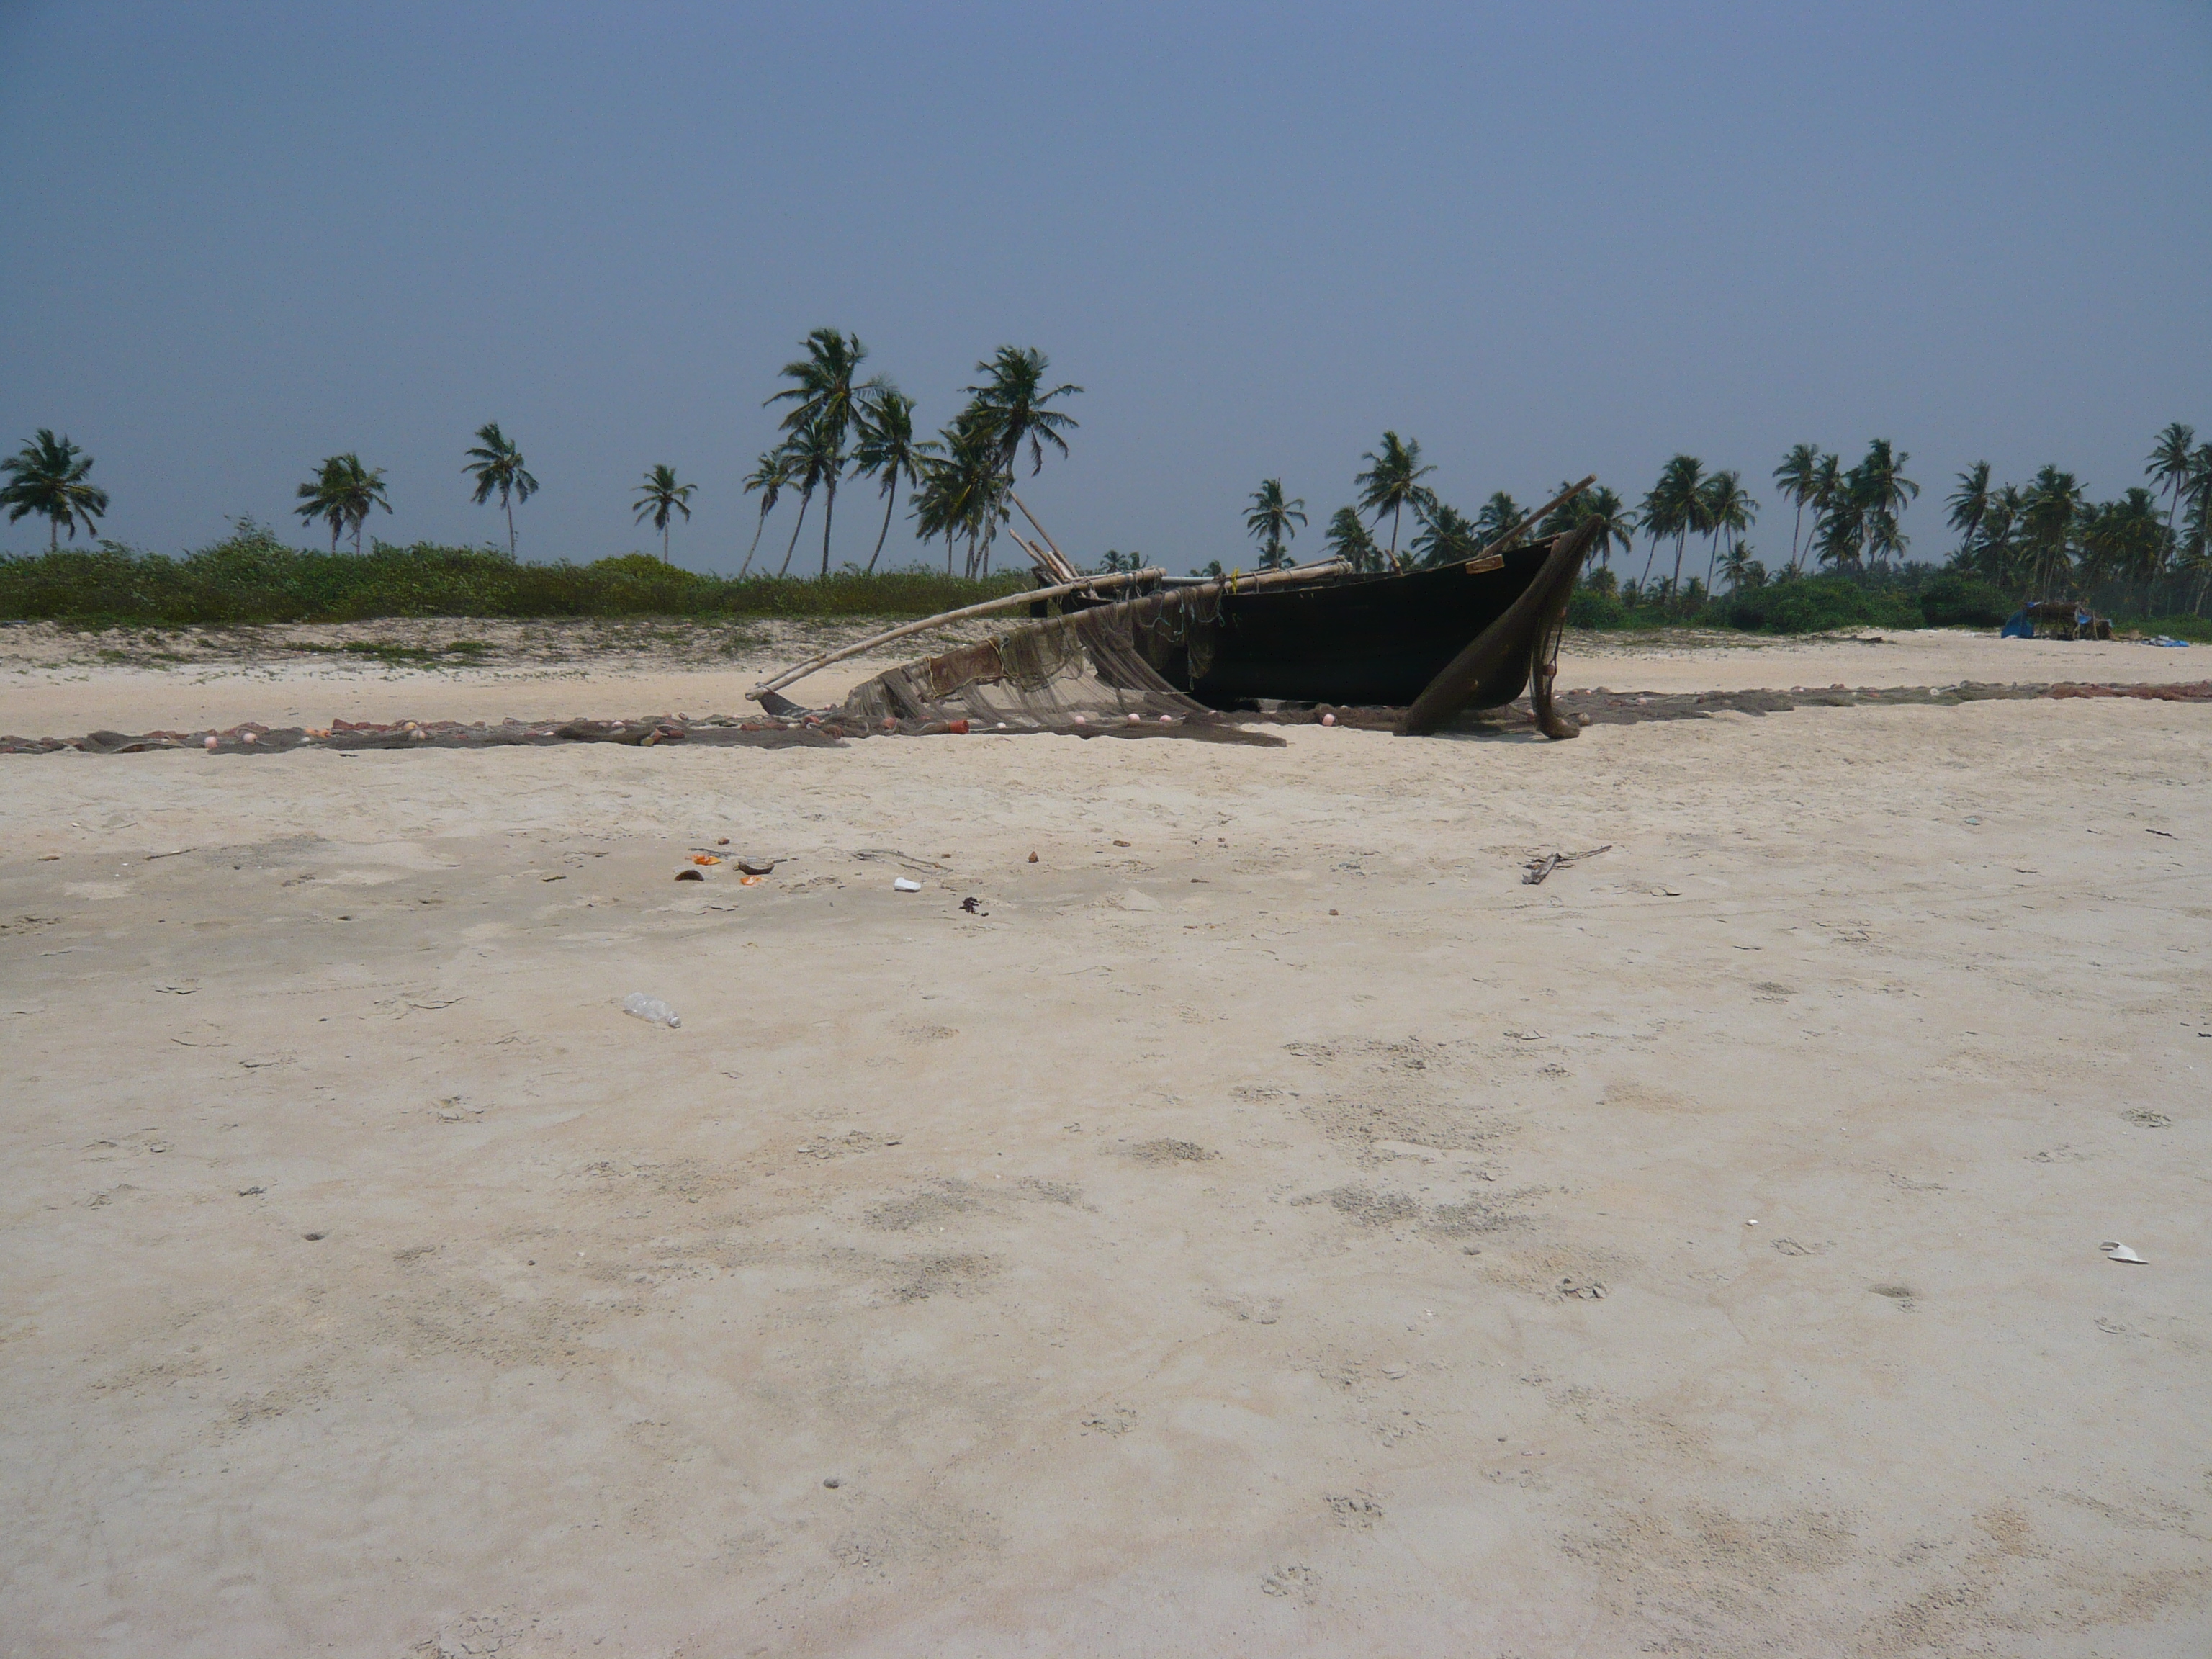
[2,629,2207,1657]
[1,617,2200,736]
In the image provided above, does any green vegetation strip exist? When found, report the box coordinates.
[7,527,2211,641]
[0,529,1030,626]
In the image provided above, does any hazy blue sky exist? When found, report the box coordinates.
[4,1,2208,574]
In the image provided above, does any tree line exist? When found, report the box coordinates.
[8,398,2209,616]
[0,329,1083,577]
[737,329,1081,580]
[1220,424,2212,616]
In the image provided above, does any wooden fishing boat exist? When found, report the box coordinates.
[750,481,1602,739]
[1118,518,1598,733]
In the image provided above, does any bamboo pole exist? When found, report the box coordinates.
[1010,531,1092,592]
[1007,492,1083,583]
[979,557,1354,650]
[748,566,1167,700]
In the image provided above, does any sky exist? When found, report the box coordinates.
[3,1,2208,575]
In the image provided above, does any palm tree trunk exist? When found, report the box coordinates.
[1388,505,1402,562]
[867,482,897,573]
[1790,500,1804,573]
[505,498,516,557]
[1670,534,1686,608]
[50,517,58,552]
[820,479,837,578]
[662,522,670,562]
[739,512,768,578]
[778,495,812,577]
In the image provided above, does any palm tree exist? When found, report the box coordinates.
[2141,428,2194,610]
[1323,505,1383,574]
[2180,448,2212,613]
[1637,454,1709,604]
[1,429,108,549]
[2079,487,2167,611]
[851,388,929,572]
[632,464,696,562]
[738,448,794,577]
[1966,484,2025,585]
[2018,464,2083,595]
[1354,432,1437,565]
[1411,500,1478,566]
[911,420,1007,577]
[1539,482,1638,567]
[775,421,842,576]
[294,454,390,554]
[964,346,1082,485]
[1244,478,1308,570]
[1698,470,1756,591]
[1804,452,1845,573]
[1946,462,1993,560]
[1719,544,1765,593]
[295,457,350,552]
[767,328,878,576]
[1473,491,1525,547]
[1853,439,1918,567]
[1771,444,1822,574]
[462,422,537,556]
[2146,422,2198,554]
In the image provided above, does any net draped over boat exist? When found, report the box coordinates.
[835,583,1228,733]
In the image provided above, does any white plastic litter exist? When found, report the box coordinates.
[2101,1241,2146,1264]
[893,877,922,893]
[621,993,680,1028]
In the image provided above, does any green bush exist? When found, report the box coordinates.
[2116,612,2212,642]
[1717,574,1923,634]
[1917,572,2012,629]
[0,525,1032,625]
[1565,588,1655,630]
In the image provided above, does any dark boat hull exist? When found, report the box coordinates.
[1128,539,1565,710]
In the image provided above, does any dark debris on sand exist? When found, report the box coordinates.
[6,680,2206,756]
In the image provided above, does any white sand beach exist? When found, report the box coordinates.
[2,627,2206,1656]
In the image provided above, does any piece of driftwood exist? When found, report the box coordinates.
[749,565,1166,700]
[1521,844,1612,885]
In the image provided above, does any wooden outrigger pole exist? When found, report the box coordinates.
[748,566,1167,701]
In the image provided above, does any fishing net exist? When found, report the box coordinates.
[829,584,1276,741]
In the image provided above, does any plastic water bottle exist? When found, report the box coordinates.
[622,992,680,1028]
